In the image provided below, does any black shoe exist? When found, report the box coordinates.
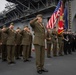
[8,62,12,64]
[16,57,21,60]
[53,55,57,57]
[26,59,31,62]
[41,68,48,72]
[29,56,33,58]
[72,50,75,52]
[23,60,27,62]
[37,70,42,74]
[47,56,51,58]
[68,53,72,55]
[11,62,16,64]
[2,59,7,62]
[64,53,67,55]
[59,54,64,56]
[20,55,23,57]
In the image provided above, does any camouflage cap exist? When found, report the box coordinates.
[3,25,6,28]
[10,22,14,26]
[17,27,20,29]
[36,14,43,18]
[24,25,28,28]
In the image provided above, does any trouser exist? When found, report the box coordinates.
[64,42,68,54]
[75,40,76,51]
[7,45,15,63]
[29,44,32,57]
[2,44,7,60]
[52,42,57,56]
[23,45,29,60]
[68,43,72,54]
[0,45,2,55]
[15,45,21,58]
[47,43,51,57]
[58,42,64,55]
[74,41,76,51]
[71,42,75,52]
[34,45,45,70]
[20,45,23,56]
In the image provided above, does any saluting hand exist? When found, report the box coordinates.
[0,43,2,45]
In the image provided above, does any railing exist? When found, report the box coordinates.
[0,0,59,24]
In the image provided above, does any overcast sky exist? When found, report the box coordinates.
[0,0,8,12]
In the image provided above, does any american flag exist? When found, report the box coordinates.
[46,0,62,29]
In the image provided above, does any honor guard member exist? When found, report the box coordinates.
[52,27,58,57]
[0,28,2,58]
[20,43,23,56]
[4,23,16,64]
[46,28,52,58]
[28,28,33,58]
[1,25,7,61]
[64,30,72,54]
[75,33,76,51]
[15,27,22,59]
[71,32,75,52]
[58,32,64,56]
[68,29,72,54]
[20,26,30,62]
[63,30,69,55]
[0,48,1,59]
[73,33,76,52]
[30,14,48,74]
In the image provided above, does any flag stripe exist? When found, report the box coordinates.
[46,0,61,29]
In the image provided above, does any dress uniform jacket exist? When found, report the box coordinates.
[52,30,58,42]
[1,31,7,45]
[15,32,22,45]
[29,33,32,45]
[30,19,45,46]
[1,30,8,61]
[21,30,30,45]
[58,34,64,44]
[5,28,16,45]
[46,32,52,44]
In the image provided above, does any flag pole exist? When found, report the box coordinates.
[68,0,72,29]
